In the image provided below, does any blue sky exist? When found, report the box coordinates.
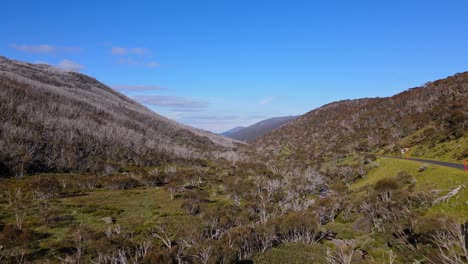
[2,1,468,132]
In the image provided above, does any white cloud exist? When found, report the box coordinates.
[111,46,157,68]
[183,115,239,121]
[111,46,128,55]
[10,44,56,53]
[58,59,84,72]
[130,48,147,55]
[111,46,149,55]
[112,85,165,92]
[132,95,208,109]
[260,96,274,105]
[118,58,138,66]
[147,61,159,68]
[179,114,269,133]
[9,44,82,54]
[61,47,83,53]
[117,58,159,68]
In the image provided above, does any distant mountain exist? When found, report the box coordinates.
[0,56,240,177]
[221,126,245,137]
[254,72,468,166]
[223,116,297,142]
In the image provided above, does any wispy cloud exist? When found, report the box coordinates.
[58,59,84,72]
[112,85,165,92]
[260,96,274,105]
[9,44,82,54]
[117,58,159,68]
[175,114,269,133]
[112,46,158,68]
[61,47,83,53]
[10,44,56,53]
[147,61,159,68]
[111,46,149,55]
[132,95,208,109]
[111,46,127,55]
[183,115,239,121]
[130,48,147,55]
[180,114,268,122]
[118,58,139,66]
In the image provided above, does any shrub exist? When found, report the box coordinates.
[395,171,415,186]
[374,178,400,202]
[423,127,437,138]
[374,178,399,193]
[418,164,428,172]
[101,175,139,190]
[73,174,100,190]
[363,153,377,164]
[0,224,46,247]
[139,169,167,187]
[254,243,327,264]
[180,189,209,215]
[458,147,468,160]
[30,175,62,199]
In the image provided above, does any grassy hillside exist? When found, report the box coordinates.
[254,157,467,263]
[383,131,468,163]
[254,72,468,168]
[351,158,467,220]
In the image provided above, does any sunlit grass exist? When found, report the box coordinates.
[351,157,468,220]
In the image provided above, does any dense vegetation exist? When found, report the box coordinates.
[0,57,241,177]
[254,72,468,167]
[0,58,466,263]
[1,156,466,263]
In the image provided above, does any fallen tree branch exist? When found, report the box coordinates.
[433,185,464,205]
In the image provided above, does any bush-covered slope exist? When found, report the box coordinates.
[254,72,468,166]
[222,116,297,142]
[0,56,240,177]
[220,126,245,137]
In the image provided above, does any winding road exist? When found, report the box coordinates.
[376,155,466,171]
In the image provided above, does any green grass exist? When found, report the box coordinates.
[0,185,186,253]
[351,157,468,221]
[392,130,468,163]
[254,243,327,264]
[410,136,468,163]
[60,187,183,229]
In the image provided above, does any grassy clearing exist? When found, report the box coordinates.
[60,187,182,229]
[0,181,187,255]
[351,157,468,220]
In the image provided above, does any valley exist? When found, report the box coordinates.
[0,57,466,263]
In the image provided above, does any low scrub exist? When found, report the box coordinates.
[100,175,139,190]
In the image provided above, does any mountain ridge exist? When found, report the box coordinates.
[0,56,241,176]
[253,72,468,166]
[222,116,297,142]
[221,126,245,137]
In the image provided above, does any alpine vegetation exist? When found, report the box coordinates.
[0,57,241,177]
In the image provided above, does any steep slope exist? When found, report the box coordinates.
[0,56,240,177]
[223,116,297,142]
[221,126,245,137]
[254,72,468,165]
